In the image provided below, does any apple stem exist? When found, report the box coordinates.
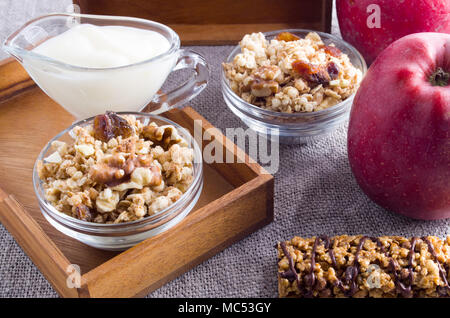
[429,67,449,87]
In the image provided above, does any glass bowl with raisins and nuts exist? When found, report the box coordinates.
[33,111,203,250]
[222,29,367,143]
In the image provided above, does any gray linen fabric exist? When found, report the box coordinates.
[0,0,449,298]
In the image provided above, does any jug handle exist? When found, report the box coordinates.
[143,49,209,114]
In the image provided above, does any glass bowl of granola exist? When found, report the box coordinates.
[222,29,367,143]
[33,112,203,250]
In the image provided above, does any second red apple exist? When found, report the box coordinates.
[336,0,450,64]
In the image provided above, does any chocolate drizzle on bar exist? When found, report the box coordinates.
[393,236,418,297]
[422,237,450,295]
[302,236,376,297]
[279,241,299,284]
[304,235,331,297]
[278,235,450,298]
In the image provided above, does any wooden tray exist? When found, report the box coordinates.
[73,0,333,45]
[0,59,274,298]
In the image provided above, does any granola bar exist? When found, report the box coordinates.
[37,112,194,224]
[277,235,450,298]
[223,32,362,113]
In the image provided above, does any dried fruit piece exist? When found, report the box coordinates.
[320,44,342,57]
[327,62,340,80]
[93,113,115,142]
[292,60,331,85]
[108,111,133,139]
[93,111,133,142]
[74,204,93,222]
[276,32,300,42]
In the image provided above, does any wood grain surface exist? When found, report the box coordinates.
[0,59,274,297]
[74,0,332,45]
[0,58,35,103]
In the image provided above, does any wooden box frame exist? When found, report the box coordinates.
[73,0,333,45]
[0,59,274,297]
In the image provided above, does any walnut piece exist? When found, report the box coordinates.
[142,124,183,149]
[251,78,279,97]
[89,153,159,187]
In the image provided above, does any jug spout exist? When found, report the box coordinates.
[2,42,22,63]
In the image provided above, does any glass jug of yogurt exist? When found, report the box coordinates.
[3,13,209,119]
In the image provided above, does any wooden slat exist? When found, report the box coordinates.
[74,0,332,45]
[164,107,269,188]
[0,58,35,103]
[322,0,333,34]
[151,23,324,45]
[0,188,78,298]
[74,0,327,24]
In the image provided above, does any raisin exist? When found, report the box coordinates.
[107,111,133,139]
[320,45,342,57]
[93,111,133,142]
[276,32,300,42]
[93,114,115,142]
[75,204,92,222]
[327,62,339,80]
[292,60,331,85]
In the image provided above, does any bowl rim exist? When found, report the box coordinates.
[221,28,367,118]
[32,111,203,229]
[3,13,181,72]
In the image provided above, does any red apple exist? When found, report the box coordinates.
[347,32,450,220]
[336,0,450,64]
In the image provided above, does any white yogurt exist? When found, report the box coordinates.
[25,24,176,118]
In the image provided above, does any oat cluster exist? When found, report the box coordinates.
[277,235,450,298]
[37,113,194,224]
[223,32,362,113]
